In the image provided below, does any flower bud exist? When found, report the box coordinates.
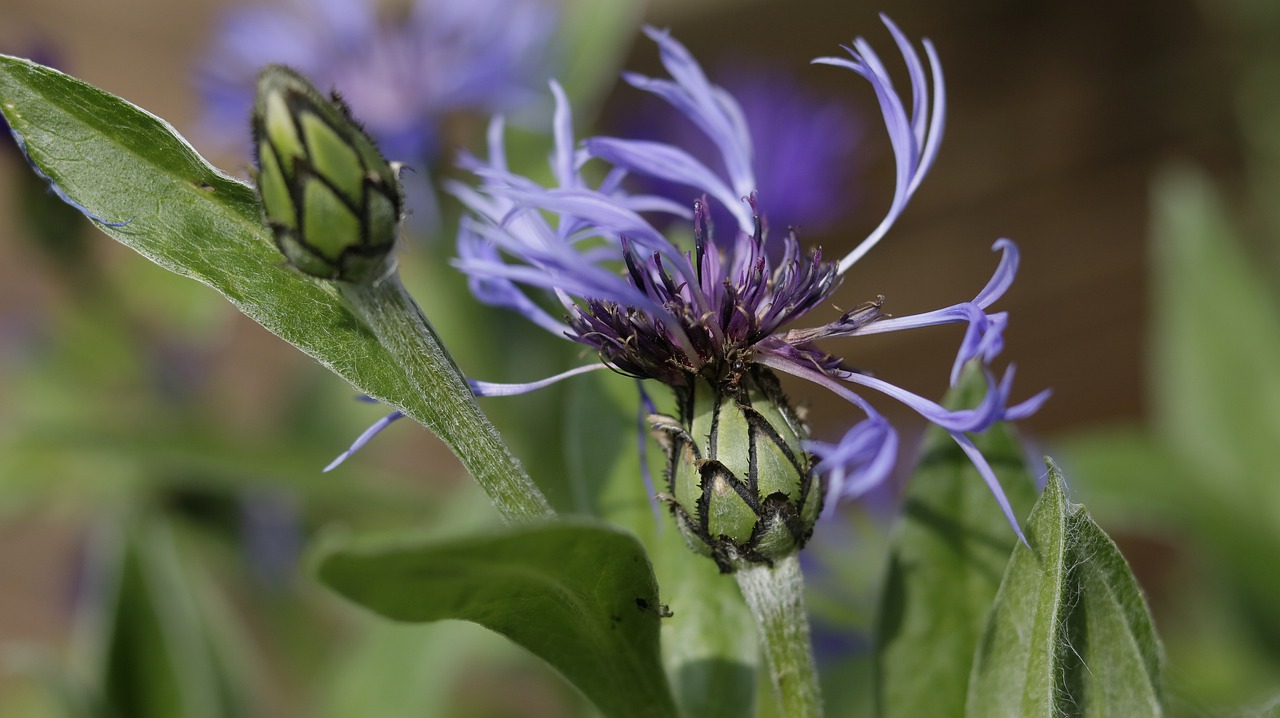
[652,366,823,572]
[251,65,402,283]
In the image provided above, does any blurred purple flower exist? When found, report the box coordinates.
[621,64,865,235]
[198,0,558,163]
[239,489,303,590]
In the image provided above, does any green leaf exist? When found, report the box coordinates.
[315,621,584,718]
[88,519,255,718]
[875,367,1039,718]
[966,459,1164,717]
[564,371,759,718]
[0,55,550,522]
[1152,167,1280,507]
[1147,166,1280,641]
[557,0,644,113]
[312,518,679,718]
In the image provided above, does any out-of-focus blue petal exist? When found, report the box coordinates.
[324,410,405,472]
[806,415,898,517]
[456,224,573,336]
[586,137,741,219]
[199,0,558,162]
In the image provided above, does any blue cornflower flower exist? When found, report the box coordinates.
[198,0,557,163]
[337,17,1049,563]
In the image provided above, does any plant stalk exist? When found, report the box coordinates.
[341,276,554,522]
[735,553,823,718]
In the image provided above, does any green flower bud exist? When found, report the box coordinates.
[652,366,823,572]
[251,65,402,283]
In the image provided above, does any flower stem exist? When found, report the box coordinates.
[340,276,554,522]
[735,554,823,718]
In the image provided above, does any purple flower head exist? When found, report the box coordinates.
[334,17,1049,549]
[199,0,558,163]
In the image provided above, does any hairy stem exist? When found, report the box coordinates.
[341,276,554,522]
[735,554,822,718]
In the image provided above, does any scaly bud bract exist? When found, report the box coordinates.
[653,367,822,572]
[251,65,402,283]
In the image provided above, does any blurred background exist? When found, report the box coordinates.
[1,0,1277,715]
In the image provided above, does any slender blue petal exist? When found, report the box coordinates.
[324,410,405,472]
[840,240,1019,384]
[456,225,573,336]
[806,415,898,516]
[470,363,606,397]
[813,16,945,273]
[618,26,757,233]
[951,431,1028,546]
[974,238,1019,308]
[586,137,741,219]
[635,381,663,526]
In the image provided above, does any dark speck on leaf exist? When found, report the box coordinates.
[635,598,673,618]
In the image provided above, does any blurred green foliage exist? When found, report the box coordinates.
[1059,1,1280,714]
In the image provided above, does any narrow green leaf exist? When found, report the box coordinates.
[1148,166,1280,641]
[557,0,644,112]
[312,518,679,718]
[93,520,254,718]
[875,367,1038,718]
[564,370,759,718]
[966,460,1164,717]
[316,622,572,718]
[0,55,550,522]
[1152,167,1280,502]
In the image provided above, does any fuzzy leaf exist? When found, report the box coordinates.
[564,370,758,718]
[966,459,1163,717]
[312,518,679,718]
[875,367,1039,718]
[0,54,549,521]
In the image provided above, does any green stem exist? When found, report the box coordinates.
[735,554,822,718]
[340,276,554,522]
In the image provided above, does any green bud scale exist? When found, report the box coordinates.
[251,65,402,283]
[652,366,823,572]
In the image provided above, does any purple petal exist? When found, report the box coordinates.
[806,415,899,517]
[469,363,605,397]
[813,17,945,274]
[635,381,663,526]
[621,26,757,232]
[974,239,1019,309]
[834,240,1021,384]
[586,137,740,217]
[835,368,1007,434]
[951,431,1029,547]
[550,80,577,189]
[324,410,406,472]
[456,225,572,336]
